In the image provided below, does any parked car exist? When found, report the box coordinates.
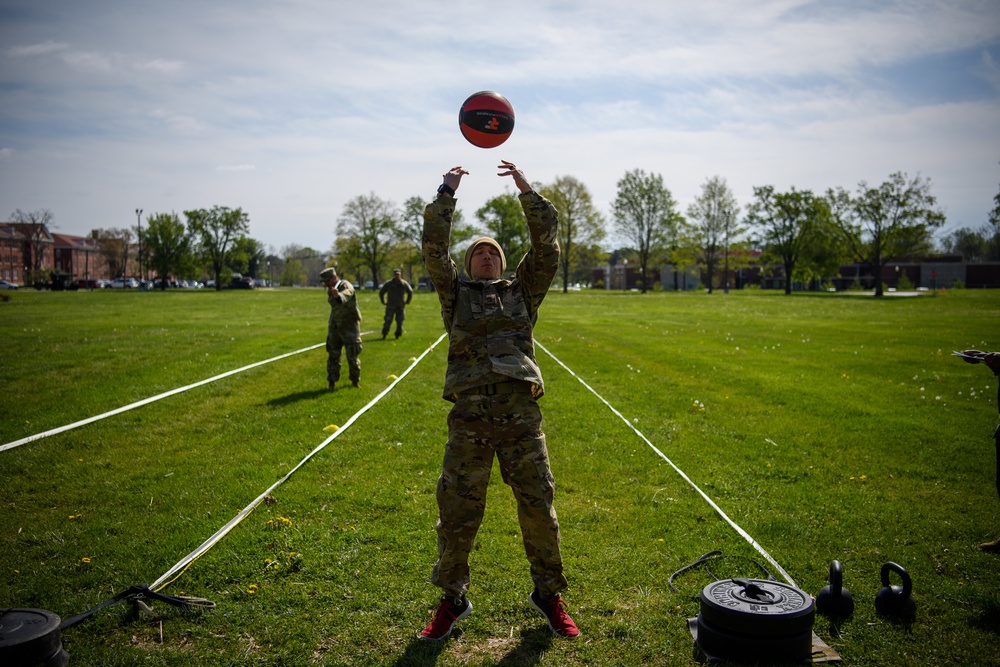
[228,275,256,289]
[70,278,105,289]
[0,279,19,290]
[109,278,138,289]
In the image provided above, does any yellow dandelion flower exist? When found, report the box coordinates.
[81,557,91,563]
[657,538,665,543]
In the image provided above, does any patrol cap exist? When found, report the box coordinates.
[464,237,506,277]
[320,267,336,281]
[393,269,401,275]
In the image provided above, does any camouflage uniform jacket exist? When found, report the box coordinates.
[327,278,362,329]
[422,191,559,401]
[379,277,413,306]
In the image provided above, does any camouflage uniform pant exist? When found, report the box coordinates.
[431,390,567,600]
[326,327,361,385]
[382,304,406,338]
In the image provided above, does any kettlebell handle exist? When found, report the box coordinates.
[828,560,843,595]
[880,561,912,597]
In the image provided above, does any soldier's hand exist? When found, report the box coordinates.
[962,350,1000,374]
[442,166,468,194]
[498,160,532,194]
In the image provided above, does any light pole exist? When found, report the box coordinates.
[267,260,272,287]
[135,208,143,288]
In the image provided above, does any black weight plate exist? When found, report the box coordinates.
[700,579,815,636]
[0,608,67,666]
[696,615,813,663]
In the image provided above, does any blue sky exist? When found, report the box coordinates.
[2,0,998,254]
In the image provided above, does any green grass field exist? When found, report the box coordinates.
[1,287,998,666]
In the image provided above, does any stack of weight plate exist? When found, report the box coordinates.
[0,609,69,667]
[696,578,815,664]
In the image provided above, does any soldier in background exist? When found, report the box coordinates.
[379,269,413,340]
[417,160,579,642]
[321,267,362,390]
[960,349,1000,552]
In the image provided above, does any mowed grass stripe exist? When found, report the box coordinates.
[1,288,998,666]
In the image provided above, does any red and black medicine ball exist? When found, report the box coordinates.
[459,91,515,149]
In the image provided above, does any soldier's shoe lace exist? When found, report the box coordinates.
[529,590,579,638]
[419,596,471,641]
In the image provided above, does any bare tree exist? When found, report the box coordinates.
[10,209,55,283]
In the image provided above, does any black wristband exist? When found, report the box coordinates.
[437,183,455,197]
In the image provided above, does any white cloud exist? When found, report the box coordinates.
[0,0,997,251]
[6,41,69,58]
[136,59,184,74]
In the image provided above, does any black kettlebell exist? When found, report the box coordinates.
[874,561,916,620]
[816,560,854,618]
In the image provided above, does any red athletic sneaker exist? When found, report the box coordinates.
[419,596,472,641]
[529,590,580,638]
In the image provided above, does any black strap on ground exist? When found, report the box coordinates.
[668,550,775,591]
[59,584,215,630]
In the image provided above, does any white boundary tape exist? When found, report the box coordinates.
[1,334,373,454]
[535,340,798,588]
[1,343,325,453]
[150,332,448,590]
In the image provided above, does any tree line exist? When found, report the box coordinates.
[329,168,999,298]
[12,168,999,296]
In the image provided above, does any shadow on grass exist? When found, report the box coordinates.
[390,634,448,667]
[389,627,553,667]
[265,388,330,406]
[494,627,553,666]
[970,599,1000,636]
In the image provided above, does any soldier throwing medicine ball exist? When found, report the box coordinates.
[320,267,362,390]
[418,160,579,641]
[379,269,413,339]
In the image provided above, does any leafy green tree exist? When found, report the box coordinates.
[540,176,606,293]
[570,243,608,287]
[185,206,251,290]
[227,236,266,278]
[280,257,306,287]
[400,196,472,280]
[476,193,529,272]
[337,193,398,288]
[144,213,194,289]
[686,175,742,294]
[281,244,326,285]
[745,186,825,295]
[612,169,682,294]
[941,227,989,261]
[828,172,945,297]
